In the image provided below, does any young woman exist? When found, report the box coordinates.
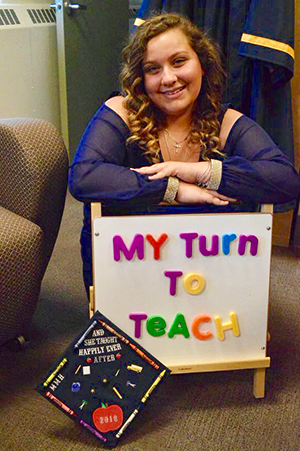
[69,13,300,293]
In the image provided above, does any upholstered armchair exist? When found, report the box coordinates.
[0,118,68,348]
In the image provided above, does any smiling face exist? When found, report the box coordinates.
[142,28,203,121]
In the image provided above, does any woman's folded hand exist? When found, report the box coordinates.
[131,161,209,184]
[176,181,237,205]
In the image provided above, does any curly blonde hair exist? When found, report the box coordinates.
[120,13,226,162]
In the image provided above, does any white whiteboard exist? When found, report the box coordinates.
[93,213,272,368]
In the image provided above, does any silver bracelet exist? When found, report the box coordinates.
[163,176,179,203]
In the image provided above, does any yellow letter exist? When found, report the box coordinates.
[183,273,205,295]
[214,312,240,340]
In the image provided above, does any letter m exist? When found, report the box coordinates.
[113,234,144,261]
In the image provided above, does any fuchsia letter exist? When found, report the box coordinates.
[113,234,144,261]
[179,232,198,258]
[199,235,219,256]
[164,270,183,296]
[129,313,148,338]
[238,235,258,256]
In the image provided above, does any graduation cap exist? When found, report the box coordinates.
[37,311,170,448]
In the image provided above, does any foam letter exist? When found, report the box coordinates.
[214,312,240,340]
[145,233,168,260]
[222,233,237,255]
[146,316,166,337]
[113,234,144,261]
[179,232,199,258]
[168,313,190,339]
[192,315,213,340]
[199,235,219,256]
[129,313,148,338]
[164,270,183,296]
[238,235,258,256]
[183,273,205,295]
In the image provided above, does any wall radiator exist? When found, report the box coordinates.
[0,2,60,131]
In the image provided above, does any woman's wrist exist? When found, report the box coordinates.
[195,162,211,187]
[195,159,222,190]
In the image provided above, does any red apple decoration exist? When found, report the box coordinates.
[92,404,124,433]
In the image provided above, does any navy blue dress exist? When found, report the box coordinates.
[69,103,300,293]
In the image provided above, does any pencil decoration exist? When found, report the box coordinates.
[80,420,107,443]
[75,364,82,374]
[112,386,123,399]
[45,391,76,417]
[116,408,139,438]
[141,370,167,403]
[43,357,67,387]
[74,320,97,349]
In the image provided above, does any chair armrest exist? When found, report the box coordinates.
[0,117,68,221]
[0,118,69,272]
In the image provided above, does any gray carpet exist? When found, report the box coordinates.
[0,193,299,451]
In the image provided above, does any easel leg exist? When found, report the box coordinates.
[89,286,94,319]
[253,368,266,398]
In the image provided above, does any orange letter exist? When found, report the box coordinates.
[146,233,168,260]
[192,315,213,340]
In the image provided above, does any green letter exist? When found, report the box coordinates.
[146,316,166,337]
[168,313,190,339]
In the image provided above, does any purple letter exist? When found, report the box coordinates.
[199,235,219,256]
[129,313,148,338]
[113,234,144,261]
[164,271,183,296]
[238,235,258,256]
[179,232,199,258]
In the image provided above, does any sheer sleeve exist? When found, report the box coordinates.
[68,105,168,206]
[219,115,300,203]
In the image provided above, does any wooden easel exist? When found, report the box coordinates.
[89,202,273,399]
